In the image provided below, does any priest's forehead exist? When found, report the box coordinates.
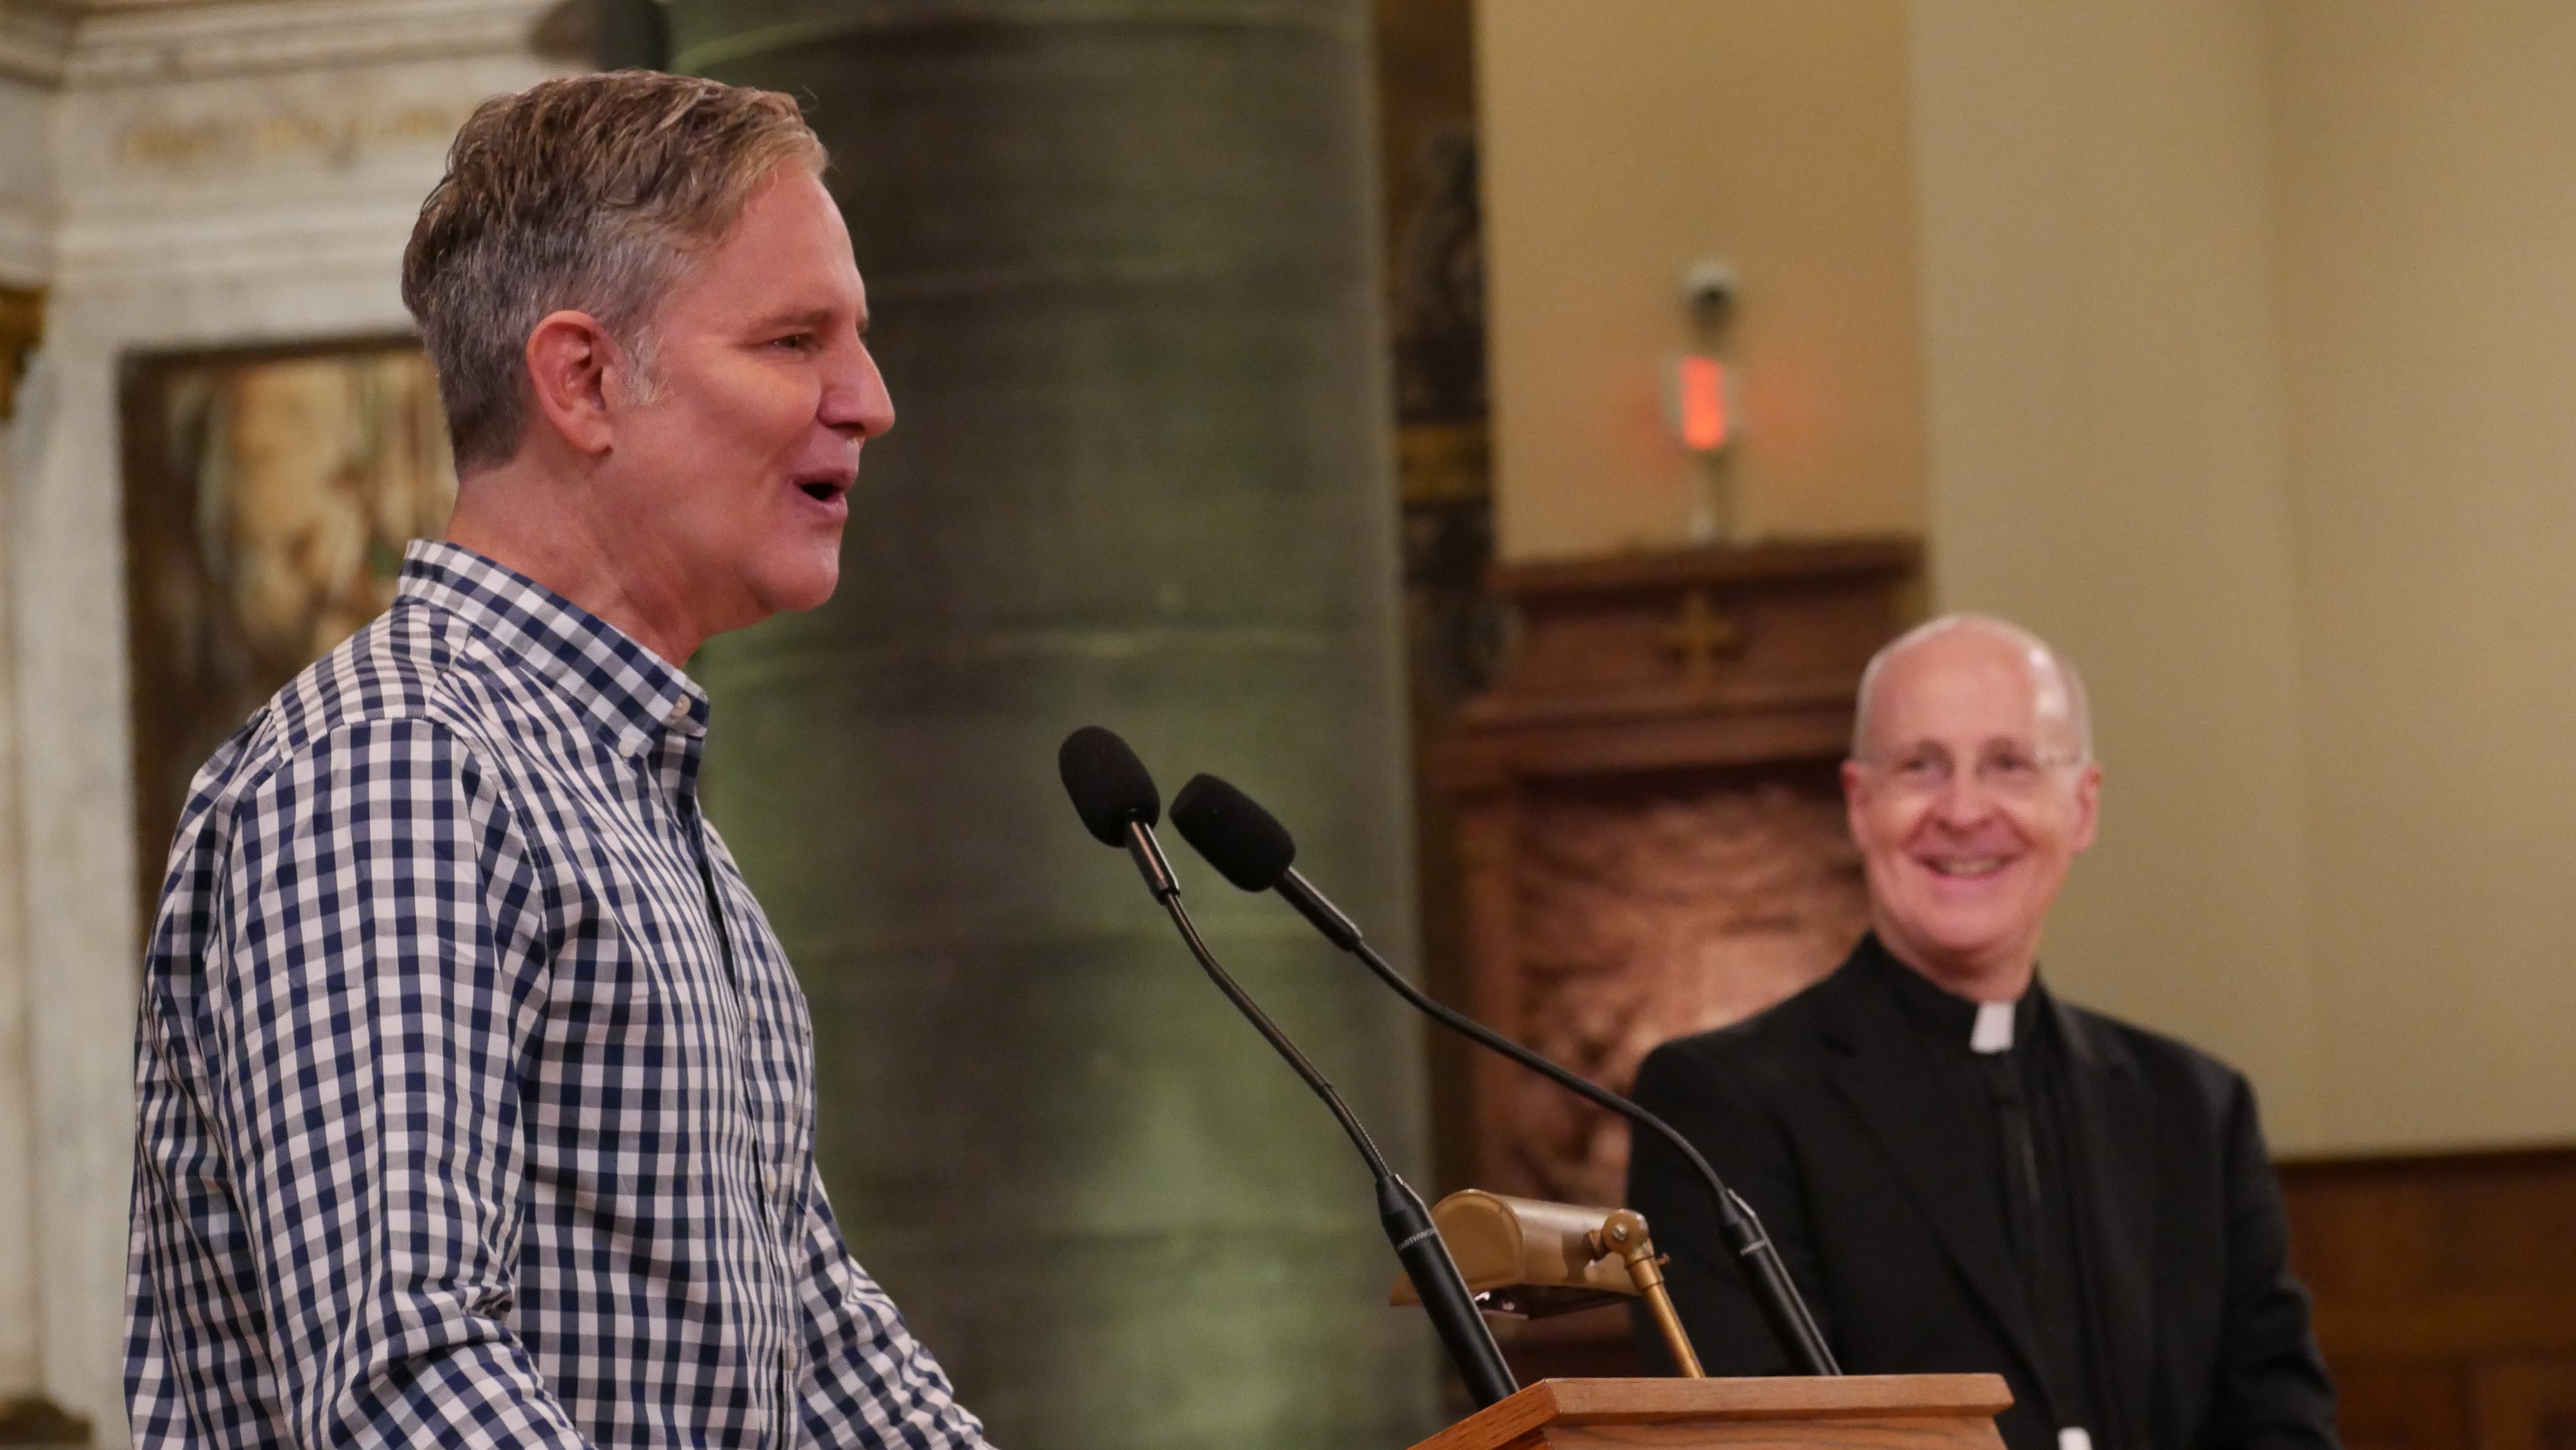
[1852,615,2092,760]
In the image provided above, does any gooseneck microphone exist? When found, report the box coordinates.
[1166,772,1843,1378]
[1054,728,1520,1408]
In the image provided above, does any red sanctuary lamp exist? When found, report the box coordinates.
[1672,352,1732,453]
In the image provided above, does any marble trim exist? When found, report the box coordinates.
[64,0,546,87]
[0,3,77,86]
[53,203,423,288]
[0,213,48,289]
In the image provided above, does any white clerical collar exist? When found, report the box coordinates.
[1970,999,2017,1054]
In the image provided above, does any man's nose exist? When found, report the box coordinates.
[1930,767,2000,820]
[826,342,895,439]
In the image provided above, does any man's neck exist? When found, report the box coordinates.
[445,456,705,667]
[1870,919,2038,1004]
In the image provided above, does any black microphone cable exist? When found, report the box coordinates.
[1167,770,1842,1378]
[1055,727,1520,1408]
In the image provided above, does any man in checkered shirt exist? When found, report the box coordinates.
[126,73,991,1448]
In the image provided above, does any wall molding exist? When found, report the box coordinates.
[0,210,48,290]
[0,2,77,86]
[0,0,550,88]
[52,204,419,290]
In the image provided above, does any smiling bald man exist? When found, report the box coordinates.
[1626,616,2340,1450]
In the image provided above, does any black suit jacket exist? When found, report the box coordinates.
[1626,937,2338,1450]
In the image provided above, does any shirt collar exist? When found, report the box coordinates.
[397,539,708,758]
[1861,932,2052,1056]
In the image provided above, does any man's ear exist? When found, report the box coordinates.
[523,310,619,457]
[2069,760,2104,854]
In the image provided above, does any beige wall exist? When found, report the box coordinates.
[1476,0,1928,558]
[2270,2,2576,1150]
[1479,0,2576,1154]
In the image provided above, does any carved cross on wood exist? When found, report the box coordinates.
[0,286,43,423]
[1659,589,1743,683]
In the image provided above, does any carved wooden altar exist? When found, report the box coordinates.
[1433,538,1920,1212]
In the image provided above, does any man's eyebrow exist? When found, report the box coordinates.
[753,307,841,332]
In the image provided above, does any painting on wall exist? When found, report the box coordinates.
[121,337,457,909]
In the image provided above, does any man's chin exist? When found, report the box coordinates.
[753,555,843,616]
[1903,860,2045,917]
[1882,903,2029,974]
[782,575,841,613]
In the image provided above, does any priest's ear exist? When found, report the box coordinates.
[2068,760,2103,854]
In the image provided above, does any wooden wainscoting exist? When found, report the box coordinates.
[2279,1146,2576,1450]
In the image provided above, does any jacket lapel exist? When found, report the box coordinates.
[2054,999,2158,1446]
[1819,959,2053,1394]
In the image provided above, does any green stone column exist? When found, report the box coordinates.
[668,4,1437,1446]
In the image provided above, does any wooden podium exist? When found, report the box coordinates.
[1404,1374,2011,1449]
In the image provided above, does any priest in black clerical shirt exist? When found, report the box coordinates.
[1626,616,2340,1450]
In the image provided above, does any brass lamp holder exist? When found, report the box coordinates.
[1589,1207,1704,1378]
[1390,1190,1706,1378]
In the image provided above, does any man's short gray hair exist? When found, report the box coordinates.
[1850,614,2093,761]
[401,71,827,473]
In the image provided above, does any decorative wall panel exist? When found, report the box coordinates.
[118,337,454,910]
[1502,773,1863,1205]
[1434,538,1917,1204]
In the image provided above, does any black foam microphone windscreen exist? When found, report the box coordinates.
[1168,774,1298,892]
[1057,726,1161,845]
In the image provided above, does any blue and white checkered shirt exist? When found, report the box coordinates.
[128,540,988,1449]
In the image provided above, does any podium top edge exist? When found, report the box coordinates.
[1536,1374,2012,1417]
[1407,1374,2013,1450]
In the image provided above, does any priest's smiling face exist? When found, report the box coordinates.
[1841,621,2100,999]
